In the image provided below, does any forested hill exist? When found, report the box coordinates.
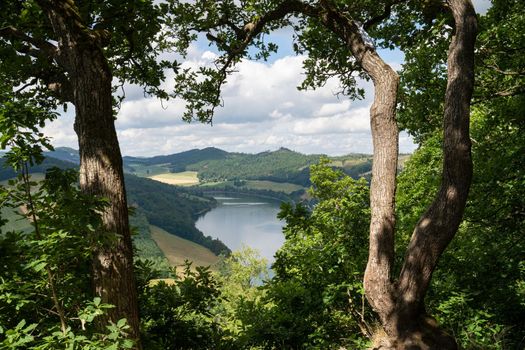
[125,176,229,255]
[0,154,229,256]
[0,156,77,180]
[121,147,375,186]
[186,147,322,185]
[124,147,229,173]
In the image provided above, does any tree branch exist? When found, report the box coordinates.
[0,25,57,57]
[364,0,405,30]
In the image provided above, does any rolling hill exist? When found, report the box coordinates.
[0,152,229,256]
[45,146,376,189]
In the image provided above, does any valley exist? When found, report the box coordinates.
[1,147,381,269]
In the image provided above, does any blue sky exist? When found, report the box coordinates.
[43,0,491,157]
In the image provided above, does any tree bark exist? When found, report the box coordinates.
[36,0,141,347]
[314,1,477,348]
[390,1,477,348]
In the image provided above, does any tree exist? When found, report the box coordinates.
[0,92,134,349]
[396,0,525,346]
[168,0,477,348]
[1,1,178,345]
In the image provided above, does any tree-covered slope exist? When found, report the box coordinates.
[186,147,322,186]
[124,147,229,172]
[1,155,229,256]
[125,175,229,255]
[0,157,77,181]
[44,146,376,187]
[43,147,80,164]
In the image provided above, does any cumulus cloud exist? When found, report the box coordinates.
[43,40,417,157]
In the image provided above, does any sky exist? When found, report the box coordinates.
[42,0,492,157]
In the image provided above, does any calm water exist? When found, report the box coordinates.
[195,195,285,261]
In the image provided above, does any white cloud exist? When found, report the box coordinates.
[43,43,417,157]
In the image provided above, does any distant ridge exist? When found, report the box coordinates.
[124,147,229,172]
[41,146,379,186]
[44,147,80,164]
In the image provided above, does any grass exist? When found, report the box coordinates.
[198,179,304,194]
[243,180,304,193]
[148,171,200,186]
[149,225,220,270]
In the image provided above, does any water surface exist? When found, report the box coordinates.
[196,195,285,261]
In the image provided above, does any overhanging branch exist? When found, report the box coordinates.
[0,25,57,57]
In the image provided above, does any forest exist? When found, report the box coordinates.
[0,0,524,349]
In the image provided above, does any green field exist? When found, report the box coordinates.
[148,171,199,186]
[243,180,304,193]
[149,225,220,270]
[197,179,304,194]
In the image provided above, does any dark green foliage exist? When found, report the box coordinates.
[0,109,134,348]
[233,161,372,349]
[139,264,229,350]
[396,111,524,348]
[393,2,525,347]
[0,0,182,105]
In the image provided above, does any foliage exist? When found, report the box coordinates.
[0,97,135,349]
[227,161,372,349]
[139,263,228,350]
[395,108,524,348]
[0,0,181,106]
[394,2,525,347]
[213,247,270,344]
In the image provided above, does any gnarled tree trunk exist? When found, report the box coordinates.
[36,0,141,347]
[314,0,477,348]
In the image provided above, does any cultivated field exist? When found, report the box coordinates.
[149,225,220,270]
[148,171,199,186]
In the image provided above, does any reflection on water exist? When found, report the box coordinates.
[195,195,285,261]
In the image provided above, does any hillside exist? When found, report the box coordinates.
[150,225,220,268]
[44,146,377,188]
[125,175,229,255]
[124,147,229,174]
[0,153,229,256]
[44,147,80,164]
[186,147,321,186]
[119,146,375,188]
[0,157,76,181]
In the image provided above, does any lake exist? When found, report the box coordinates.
[195,195,285,261]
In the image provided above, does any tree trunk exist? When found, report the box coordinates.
[36,0,141,347]
[315,1,477,348]
[387,1,477,348]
